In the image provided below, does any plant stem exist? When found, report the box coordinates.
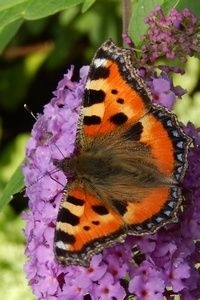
[122,0,132,34]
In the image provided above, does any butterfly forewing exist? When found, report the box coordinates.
[82,39,152,137]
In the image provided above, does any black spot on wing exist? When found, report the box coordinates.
[116,98,124,104]
[92,220,100,225]
[83,226,90,231]
[83,115,101,125]
[110,112,128,125]
[92,205,109,215]
[112,199,127,216]
[90,65,110,80]
[111,89,118,94]
[57,208,80,226]
[56,230,76,245]
[122,122,143,141]
[84,89,106,107]
[67,196,84,206]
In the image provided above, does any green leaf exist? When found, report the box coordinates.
[0,1,27,32]
[0,0,84,53]
[24,0,84,20]
[0,163,24,211]
[0,19,23,53]
[82,0,96,13]
[0,205,34,299]
[177,0,200,18]
[128,0,164,47]
[161,0,180,14]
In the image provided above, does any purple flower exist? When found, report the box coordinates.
[166,259,190,292]
[93,273,126,300]
[129,261,165,299]
[184,122,200,146]
[122,32,135,48]
[146,72,186,109]
[141,6,200,64]
[23,65,200,299]
[151,77,175,109]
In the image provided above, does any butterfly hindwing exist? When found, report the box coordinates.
[54,183,125,266]
[139,105,190,180]
[116,105,190,233]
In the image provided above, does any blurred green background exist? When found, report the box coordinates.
[0,0,199,299]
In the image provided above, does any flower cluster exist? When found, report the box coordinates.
[23,62,200,299]
[135,7,198,110]
[141,6,200,63]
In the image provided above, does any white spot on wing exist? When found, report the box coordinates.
[56,241,68,250]
[94,58,106,67]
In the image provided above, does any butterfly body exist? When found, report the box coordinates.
[54,39,191,267]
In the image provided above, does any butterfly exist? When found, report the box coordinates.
[53,39,191,267]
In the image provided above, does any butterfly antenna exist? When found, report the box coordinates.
[48,171,65,188]
[24,104,37,120]
[26,167,65,189]
[24,104,65,158]
[53,143,66,159]
[24,104,66,184]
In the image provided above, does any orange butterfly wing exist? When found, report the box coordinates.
[81,39,152,137]
[55,185,125,266]
[54,39,191,266]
